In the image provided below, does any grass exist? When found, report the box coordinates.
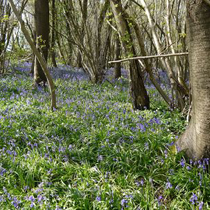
[0,66,209,209]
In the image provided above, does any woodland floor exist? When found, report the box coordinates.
[0,63,209,209]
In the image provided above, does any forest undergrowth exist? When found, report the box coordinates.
[0,64,209,210]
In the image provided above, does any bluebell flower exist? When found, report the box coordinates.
[186,166,191,170]
[0,168,7,176]
[121,198,128,206]
[30,202,35,208]
[96,196,101,201]
[180,159,185,167]
[29,195,35,202]
[140,179,144,186]
[37,194,44,203]
[24,186,29,192]
[0,195,5,202]
[144,142,149,150]
[12,201,19,208]
[199,201,204,210]
[190,193,198,205]
[166,181,172,189]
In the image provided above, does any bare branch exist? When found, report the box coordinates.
[109,52,189,64]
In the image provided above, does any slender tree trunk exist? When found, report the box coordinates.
[140,0,188,109]
[110,0,150,110]
[122,10,172,106]
[34,0,49,85]
[76,0,88,68]
[30,30,36,75]
[51,0,57,67]
[176,1,210,159]
[114,34,121,79]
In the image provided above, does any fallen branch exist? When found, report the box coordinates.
[109,52,189,64]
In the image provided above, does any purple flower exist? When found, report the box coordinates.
[37,194,44,202]
[12,201,19,208]
[180,159,185,167]
[68,145,73,150]
[24,186,29,192]
[0,195,5,202]
[96,196,101,201]
[137,123,145,132]
[144,143,149,150]
[12,197,21,208]
[29,195,35,202]
[166,181,172,189]
[157,195,163,206]
[47,182,52,186]
[59,147,66,153]
[164,150,168,158]
[154,118,161,124]
[205,158,209,165]
[190,193,198,205]
[0,168,7,176]
[6,150,13,155]
[121,199,128,206]
[135,181,140,187]
[140,179,144,186]
[199,201,204,210]
[30,202,35,208]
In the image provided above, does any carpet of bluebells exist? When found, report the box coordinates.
[0,63,210,209]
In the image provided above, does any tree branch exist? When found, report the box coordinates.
[109,52,189,64]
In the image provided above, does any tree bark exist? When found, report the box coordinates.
[51,0,57,67]
[176,1,210,159]
[34,0,49,85]
[114,34,121,79]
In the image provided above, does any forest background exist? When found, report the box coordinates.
[0,0,210,209]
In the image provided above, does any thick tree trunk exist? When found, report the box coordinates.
[34,0,49,85]
[176,1,210,159]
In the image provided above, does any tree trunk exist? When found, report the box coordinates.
[110,0,149,110]
[51,0,57,68]
[76,0,88,68]
[176,1,210,159]
[114,34,121,79]
[8,0,56,111]
[34,0,49,85]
